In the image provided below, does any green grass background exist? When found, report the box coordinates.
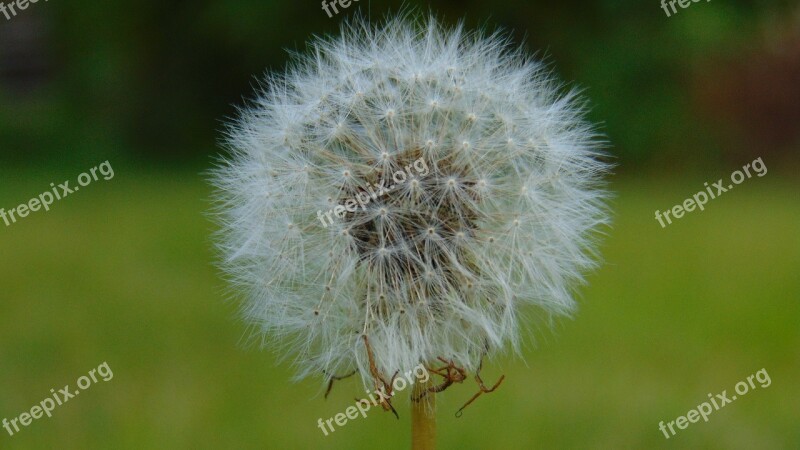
[0,166,797,449]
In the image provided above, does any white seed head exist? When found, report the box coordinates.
[211,15,611,387]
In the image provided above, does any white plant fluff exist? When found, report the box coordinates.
[212,15,610,389]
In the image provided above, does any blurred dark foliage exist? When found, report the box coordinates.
[0,0,797,169]
[694,12,800,163]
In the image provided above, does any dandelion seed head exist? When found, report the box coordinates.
[211,14,610,387]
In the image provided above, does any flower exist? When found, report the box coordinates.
[211,14,610,389]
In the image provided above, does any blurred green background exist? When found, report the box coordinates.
[0,0,798,449]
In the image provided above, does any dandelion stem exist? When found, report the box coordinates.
[411,378,436,450]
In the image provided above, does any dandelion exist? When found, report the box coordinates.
[211,13,610,449]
